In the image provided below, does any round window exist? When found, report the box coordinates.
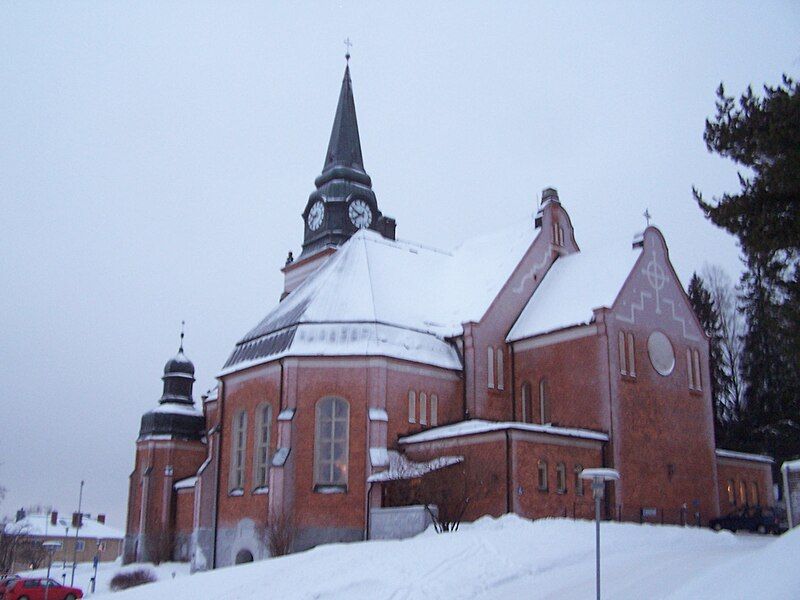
[647,331,675,376]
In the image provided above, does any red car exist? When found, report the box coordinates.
[2,578,82,600]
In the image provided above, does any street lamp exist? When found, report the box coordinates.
[42,541,62,600]
[580,468,620,600]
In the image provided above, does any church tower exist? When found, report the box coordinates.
[282,57,396,297]
[124,335,207,564]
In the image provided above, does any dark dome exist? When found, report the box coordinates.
[163,349,195,377]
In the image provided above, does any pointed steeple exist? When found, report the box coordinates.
[315,64,372,188]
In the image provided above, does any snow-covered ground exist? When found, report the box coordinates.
[78,515,798,599]
[21,558,190,595]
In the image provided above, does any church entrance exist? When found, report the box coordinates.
[235,549,254,564]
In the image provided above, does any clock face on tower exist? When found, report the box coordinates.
[307,201,324,231]
[348,199,373,229]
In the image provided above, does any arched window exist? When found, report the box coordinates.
[574,465,584,496]
[738,480,747,506]
[430,394,438,426]
[556,462,567,493]
[420,393,427,426]
[726,479,735,505]
[537,459,548,491]
[408,390,416,423]
[314,397,349,489]
[521,382,532,423]
[496,348,504,390]
[539,378,549,424]
[229,410,248,492]
[693,350,702,390]
[627,332,636,377]
[253,404,272,489]
[487,347,495,389]
[618,331,627,375]
[687,348,695,389]
[235,549,254,564]
[750,482,760,506]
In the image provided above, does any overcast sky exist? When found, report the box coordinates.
[1,2,798,527]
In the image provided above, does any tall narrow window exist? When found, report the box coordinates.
[539,378,549,424]
[487,347,495,389]
[574,465,584,496]
[693,350,702,391]
[627,332,636,377]
[408,391,416,423]
[521,382,532,423]
[750,482,759,506]
[314,397,349,489]
[537,460,548,491]
[556,462,567,493]
[229,410,247,492]
[687,348,695,389]
[420,393,427,426]
[253,404,272,488]
[430,394,438,426]
[726,479,735,505]
[558,226,565,246]
[738,480,747,505]
[618,331,628,375]
[496,348,504,390]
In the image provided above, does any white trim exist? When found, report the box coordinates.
[369,408,389,422]
[781,458,800,472]
[278,408,296,421]
[399,419,608,445]
[715,449,774,464]
[173,476,197,490]
[510,324,597,349]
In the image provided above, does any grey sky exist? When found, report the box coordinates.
[1,2,798,527]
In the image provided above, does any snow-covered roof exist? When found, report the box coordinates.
[222,224,536,375]
[5,513,124,540]
[149,402,203,417]
[508,236,641,341]
[399,419,608,445]
[782,458,800,472]
[715,449,774,464]
[367,450,463,482]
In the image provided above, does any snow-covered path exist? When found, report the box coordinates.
[92,516,796,599]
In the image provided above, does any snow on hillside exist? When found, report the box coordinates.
[94,516,798,599]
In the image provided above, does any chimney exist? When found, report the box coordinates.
[51,511,58,526]
[72,512,83,528]
[97,514,106,524]
[15,508,25,522]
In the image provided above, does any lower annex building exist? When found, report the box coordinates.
[123,60,774,569]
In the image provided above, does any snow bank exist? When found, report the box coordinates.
[87,514,796,599]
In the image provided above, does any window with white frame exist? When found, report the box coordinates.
[408,390,416,423]
[430,394,438,426]
[619,330,636,377]
[314,397,349,489]
[726,479,735,505]
[419,392,427,425]
[487,347,495,389]
[552,223,565,246]
[253,403,272,489]
[496,347,504,390]
[229,409,247,492]
[556,462,567,493]
[539,378,550,424]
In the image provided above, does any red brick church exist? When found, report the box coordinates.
[124,60,774,569]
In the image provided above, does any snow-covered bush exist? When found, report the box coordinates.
[109,568,157,591]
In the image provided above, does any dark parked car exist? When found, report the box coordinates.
[710,505,785,535]
[2,577,83,600]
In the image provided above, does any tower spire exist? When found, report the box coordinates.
[179,320,185,352]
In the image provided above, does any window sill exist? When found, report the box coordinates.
[314,484,347,494]
[537,487,549,494]
[688,388,704,396]
[228,489,244,497]
[252,486,269,495]
[620,374,637,382]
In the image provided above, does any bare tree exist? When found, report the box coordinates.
[0,523,32,574]
[261,508,296,557]
[703,264,746,425]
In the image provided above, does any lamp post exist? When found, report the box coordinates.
[42,541,62,600]
[70,480,84,587]
[580,468,620,600]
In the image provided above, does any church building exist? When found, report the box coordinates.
[123,59,774,569]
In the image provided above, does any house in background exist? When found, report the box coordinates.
[5,510,123,573]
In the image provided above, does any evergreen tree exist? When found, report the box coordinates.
[694,76,800,471]
[687,272,732,444]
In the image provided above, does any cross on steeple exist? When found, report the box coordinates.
[344,37,353,62]
[643,208,652,227]
[179,320,185,352]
